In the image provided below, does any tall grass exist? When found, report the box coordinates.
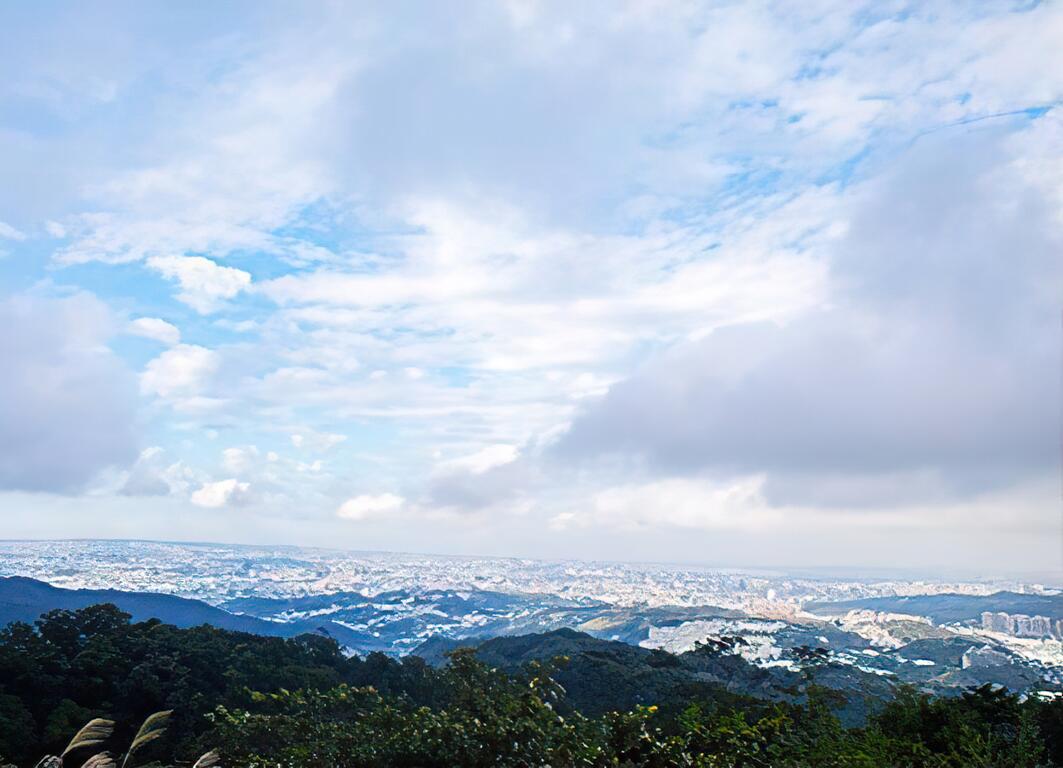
[25,712,216,768]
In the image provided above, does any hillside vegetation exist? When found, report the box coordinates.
[2,605,1062,766]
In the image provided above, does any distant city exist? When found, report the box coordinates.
[1,538,1053,609]
[2,539,1061,696]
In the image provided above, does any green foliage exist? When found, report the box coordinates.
[0,604,433,761]
[4,605,1063,767]
[208,658,1063,767]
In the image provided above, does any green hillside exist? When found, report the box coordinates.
[3,605,1063,766]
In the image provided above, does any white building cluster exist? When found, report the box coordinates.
[981,611,1062,639]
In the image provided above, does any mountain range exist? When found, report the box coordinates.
[0,576,368,645]
[1,574,1058,703]
[805,592,1063,622]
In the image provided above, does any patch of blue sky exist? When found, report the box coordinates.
[1021,105,1055,119]
[372,323,455,342]
[437,366,474,388]
[648,99,786,151]
[816,146,872,189]
[666,168,789,231]
[58,260,174,309]
[0,96,77,139]
[637,151,787,224]
[656,241,722,277]
[207,292,271,331]
[270,199,351,252]
[793,42,845,84]
[208,246,282,281]
[314,416,401,457]
[726,97,781,112]
[849,6,914,30]
[107,333,176,371]
[915,104,1055,141]
[52,262,260,361]
[717,164,785,197]
[0,239,52,294]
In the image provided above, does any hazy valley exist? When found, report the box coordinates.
[3,540,1060,702]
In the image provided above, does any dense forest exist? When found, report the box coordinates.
[2,605,1062,766]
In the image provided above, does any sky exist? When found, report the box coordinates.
[0,1,1061,574]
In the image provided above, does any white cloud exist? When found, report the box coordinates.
[253,193,828,471]
[222,446,258,474]
[435,444,519,476]
[120,446,204,497]
[45,28,352,272]
[5,1,1062,567]
[581,476,779,532]
[0,293,139,492]
[120,447,170,496]
[191,478,251,508]
[146,255,251,313]
[422,443,535,514]
[337,493,404,521]
[0,221,26,241]
[558,123,1062,509]
[127,316,180,345]
[140,344,219,399]
[288,428,346,452]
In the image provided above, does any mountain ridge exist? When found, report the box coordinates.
[806,591,1063,622]
[0,575,370,646]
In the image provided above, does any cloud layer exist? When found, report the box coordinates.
[560,125,1061,504]
[0,1,1060,571]
[0,294,139,492]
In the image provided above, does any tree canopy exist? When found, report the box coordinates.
[2,605,1063,767]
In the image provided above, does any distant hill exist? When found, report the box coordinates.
[219,587,745,654]
[0,576,369,647]
[412,627,895,723]
[805,591,1063,623]
[4,602,1058,766]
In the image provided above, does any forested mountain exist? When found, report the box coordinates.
[0,576,373,648]
[415,627,894,723]
[0,576,279,634]
[3,604,1063,766]
[8,575,1056,701]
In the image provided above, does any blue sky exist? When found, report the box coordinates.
[1,1,1060,573]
